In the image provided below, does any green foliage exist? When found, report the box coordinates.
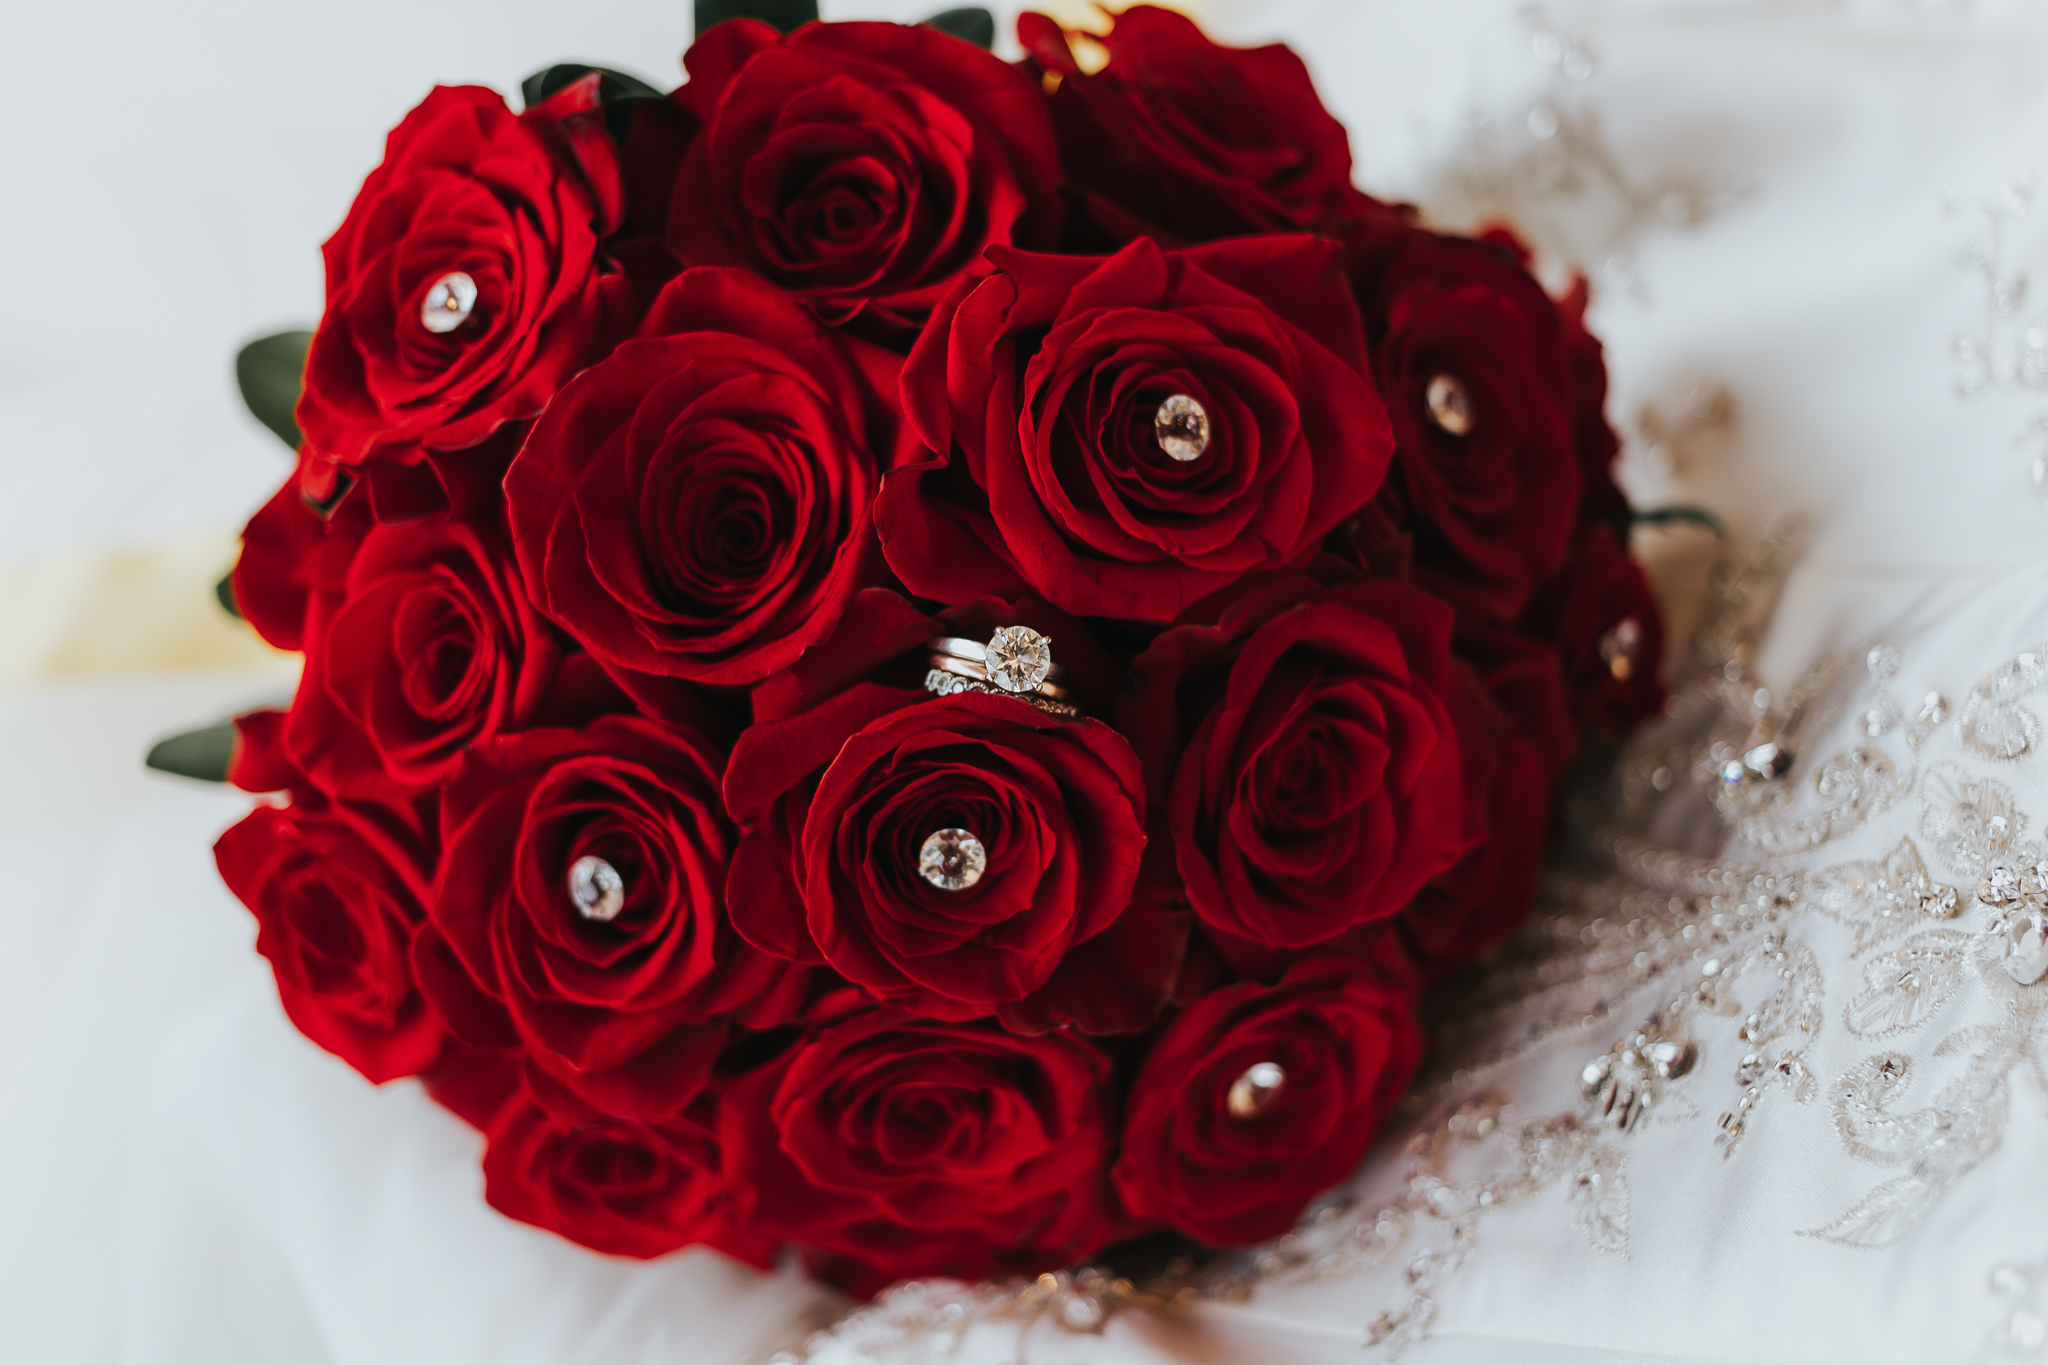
[235,330,312,451]
[145,719,236,783]
[922,8,995,48]
[694,0,819,37]
[519,63,662,110]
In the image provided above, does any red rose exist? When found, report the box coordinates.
[1123,578,1469,965]
[1403,628,1576,976]
[882,236,1391,622]
[1523,525,1667,738]
[483,1067,773,1263]
[1111,947,1421,1246]
[281,513,562,796]
[233,454,376,653]
[1020,6,1382,243]
[1351,226,1583,618]
[724,1001,1119,1292]
[298,81,627,521]
[724,688,1166,1034]
[215,796,449,1084]
[426,716,805,1116]
[505,268,909,694]
[668,20,1060,336]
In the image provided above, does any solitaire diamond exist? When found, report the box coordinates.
[1153,393,1210,461]
[1425,372,1474,436]
[421,271,478,333]
[568,855,625,922]
[985,626,1053,694]
[919,829,987,891]
[1226,1061,1286,1118]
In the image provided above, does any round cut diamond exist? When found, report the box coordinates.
[1226,1061,1286,1118]
[421,271,478,333]
[1425,373,1474,436]
[919,828,987,891]
[1599,616,1642,682]
[985,626,1052,694]
[1153,393,1210,461]
[568,855,625,922]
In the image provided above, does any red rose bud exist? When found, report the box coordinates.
[1021,6,1388,244]
[298,84,627,522]
[668,20,1060,338]
[215,797,451,1085]
[1112,947,1422,1246]
[724,1008,1121,1294]
[1350,226,1585,619]
[1124,579,1470,968]
[505,268,913,693]
[427,716,807,1118]
[883,235,1391,622]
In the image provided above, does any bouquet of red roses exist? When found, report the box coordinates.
[197,2,1667,1294]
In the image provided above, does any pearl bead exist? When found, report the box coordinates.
[421,271,478,334]
[568,855,625,922]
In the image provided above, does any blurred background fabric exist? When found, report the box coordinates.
[8,1,2048,1362]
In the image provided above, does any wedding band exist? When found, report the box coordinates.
[927,636,1069,684]
[924,654,1077,702]
[923,669,1082,718]
[924,625,1079,717]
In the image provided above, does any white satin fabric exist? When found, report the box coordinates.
[9,1,2048,1363]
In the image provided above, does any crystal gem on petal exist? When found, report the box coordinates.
[919,828,987,891]
[2004,912,2048,985]
[1227,1061,1286,1118]
[1980,864,2025,907]
[1425,373,1475,436]
[568,855,625,922]
[1153,393,1210,461]
[421,271,478,333]
[985,626,1052,694]
[1599,616,1643,682]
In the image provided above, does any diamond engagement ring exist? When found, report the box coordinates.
[925,627,1080,717]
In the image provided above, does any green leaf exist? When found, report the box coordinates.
[235,330,312,451]
[1629,505,1725,538]
[215,571,241,620]
[922,7,995,48]
[519,63,662,111]
[145,719,236,783]
[694,0,818,37]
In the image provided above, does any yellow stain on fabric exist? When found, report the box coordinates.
[0,533,300,685]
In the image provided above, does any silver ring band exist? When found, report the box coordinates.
[923,669,1081,718]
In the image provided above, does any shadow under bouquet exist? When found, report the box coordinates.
[202,0,1669,1299]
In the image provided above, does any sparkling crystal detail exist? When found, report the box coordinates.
[2004,912,2048,985]
[1227,1061,1286,1118]
[567,855,625,922]
[918,828,987,891]
[421,271,478,333]
[1599,616,1643,682]
[1644,1039,1696,1079]
[1918,884,1962,919]
[1425,373,1475,436]
[1057,1294,1105,1332]
[1743,742,1793,779]
[985,626,1053,694]
[1980,864,2025,907]
[1153,393,1210,461]
[1918,691,1950,727]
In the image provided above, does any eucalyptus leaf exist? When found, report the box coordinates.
[215,571,240,621]
[145,719,236,783]
[695,0,818,36]
[922,7,994,48]
[520,63,662,110]
[235,330,312,451]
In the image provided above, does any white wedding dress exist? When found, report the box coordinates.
[8,2,2048,1363]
